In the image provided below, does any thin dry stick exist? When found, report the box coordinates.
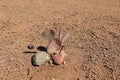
[59,26,62,40]
[59,45,64,54]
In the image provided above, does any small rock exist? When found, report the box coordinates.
[45,63,48,66]
[32,51,50,66]
[28,44,34,49]
[51,78,55,80]
[48,60,53,64]
[104,54,107,57]
[62,61,66,65]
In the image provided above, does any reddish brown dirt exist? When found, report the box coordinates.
[0,0,120,80]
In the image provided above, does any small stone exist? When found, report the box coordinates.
[32,51,50,66]
[104,54,107,57]
[48,60,53,64]
[51,78,55,80]
[62,61,66,65]
[28,44,34,49]
[45,63,48,66]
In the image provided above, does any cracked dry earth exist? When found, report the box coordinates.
[0,0,120,80]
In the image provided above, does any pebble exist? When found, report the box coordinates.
[62,61,66,65]
[51,78,55,80]
[48,60,53,64]
[28,44,34,49]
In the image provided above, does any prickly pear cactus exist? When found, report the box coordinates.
[42,29,55,41]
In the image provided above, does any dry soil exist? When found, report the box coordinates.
[0,0,120,80]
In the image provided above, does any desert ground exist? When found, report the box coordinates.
[0,0,120,80]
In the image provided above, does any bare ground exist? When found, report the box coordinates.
[0,0,120,80]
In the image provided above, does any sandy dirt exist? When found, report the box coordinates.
[0,0,120,80]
